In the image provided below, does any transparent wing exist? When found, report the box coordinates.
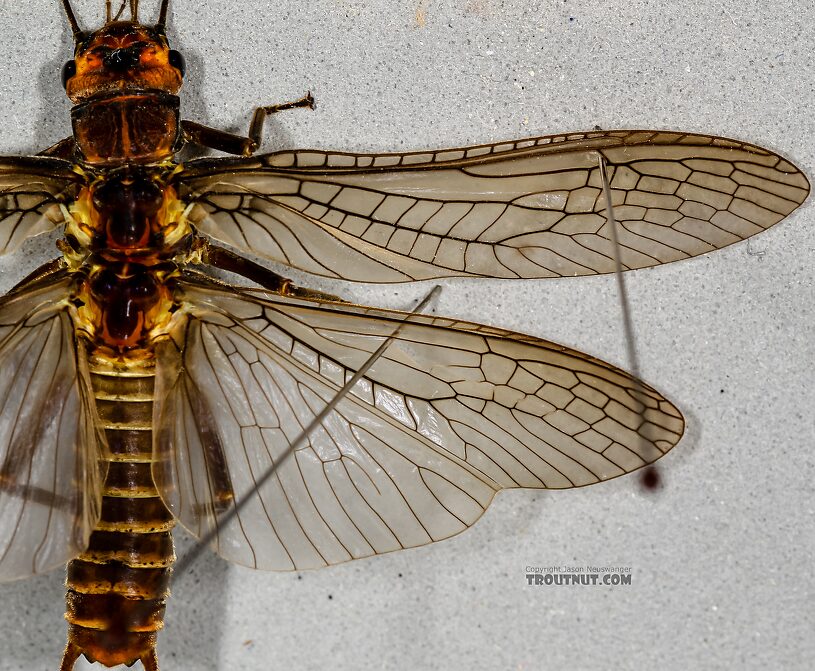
[178,130,809,282]
[0,276,105,581]
[0,157,79,255]
[153,277,684,571]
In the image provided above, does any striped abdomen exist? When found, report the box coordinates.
[64,360,173,670]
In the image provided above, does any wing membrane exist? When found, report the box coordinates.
[178,130,809,282]
[0,276,105,581]
[153,277,684,571]
[0,157,80,255]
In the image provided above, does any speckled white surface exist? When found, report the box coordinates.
[0,1,813,669]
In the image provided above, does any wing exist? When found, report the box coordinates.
[152,276,684,571]
[0,276,106,581]
[177,130,809,282]
[0,157,80,255]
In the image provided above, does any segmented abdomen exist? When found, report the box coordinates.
[64,359,174,669]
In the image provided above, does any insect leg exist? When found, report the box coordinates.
[247,92,315,151]
[0,473,72,509]
[59,642,81,671]
[37,137,75,160]
[183,371,235,515]
[180,121,258,156]
[7,258,65,294]
[141,649,160,671]
[200,241,344,302]
[180,92,314,157]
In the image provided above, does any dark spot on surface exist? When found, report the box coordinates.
[640,466,661,491]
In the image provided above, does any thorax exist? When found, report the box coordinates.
[65,165,191,355]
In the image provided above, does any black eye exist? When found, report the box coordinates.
[61,60,76,89]
[168,50,185,77]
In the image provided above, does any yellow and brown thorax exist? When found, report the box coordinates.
[65,167,191,354]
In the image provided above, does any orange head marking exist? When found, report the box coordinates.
[62,19,185,103]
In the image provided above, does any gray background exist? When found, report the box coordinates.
[0,0,813,669]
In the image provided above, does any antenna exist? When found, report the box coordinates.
[60,0,84,39]
[157,0,170,30]
[598,154,662,490]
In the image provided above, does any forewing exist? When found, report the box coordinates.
[178,130,809,282]
[153,278,684,571]
[0,277,105,581]
[0,157,80,255]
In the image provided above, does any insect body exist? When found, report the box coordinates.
[53,11,191,670]
[0,1,808,670]
[60,168,187,667]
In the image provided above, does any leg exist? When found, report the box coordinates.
[59,643,81,671]
[0,473,72,509]
[247,92,315,152]
[38,136,75,160]
[200,242,344,302]
[7,258,64,294]
[184,375,234,514]
[141,648,160,671]
[182,92,315,157]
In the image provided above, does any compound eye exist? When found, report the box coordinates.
[168,49,185,77]
[61,60,76,89]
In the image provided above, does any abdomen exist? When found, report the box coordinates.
[64,357,174,669]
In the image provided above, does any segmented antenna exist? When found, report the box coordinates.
[60,0,84,38]
[157,0,170,30]
[598,155,661,490]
